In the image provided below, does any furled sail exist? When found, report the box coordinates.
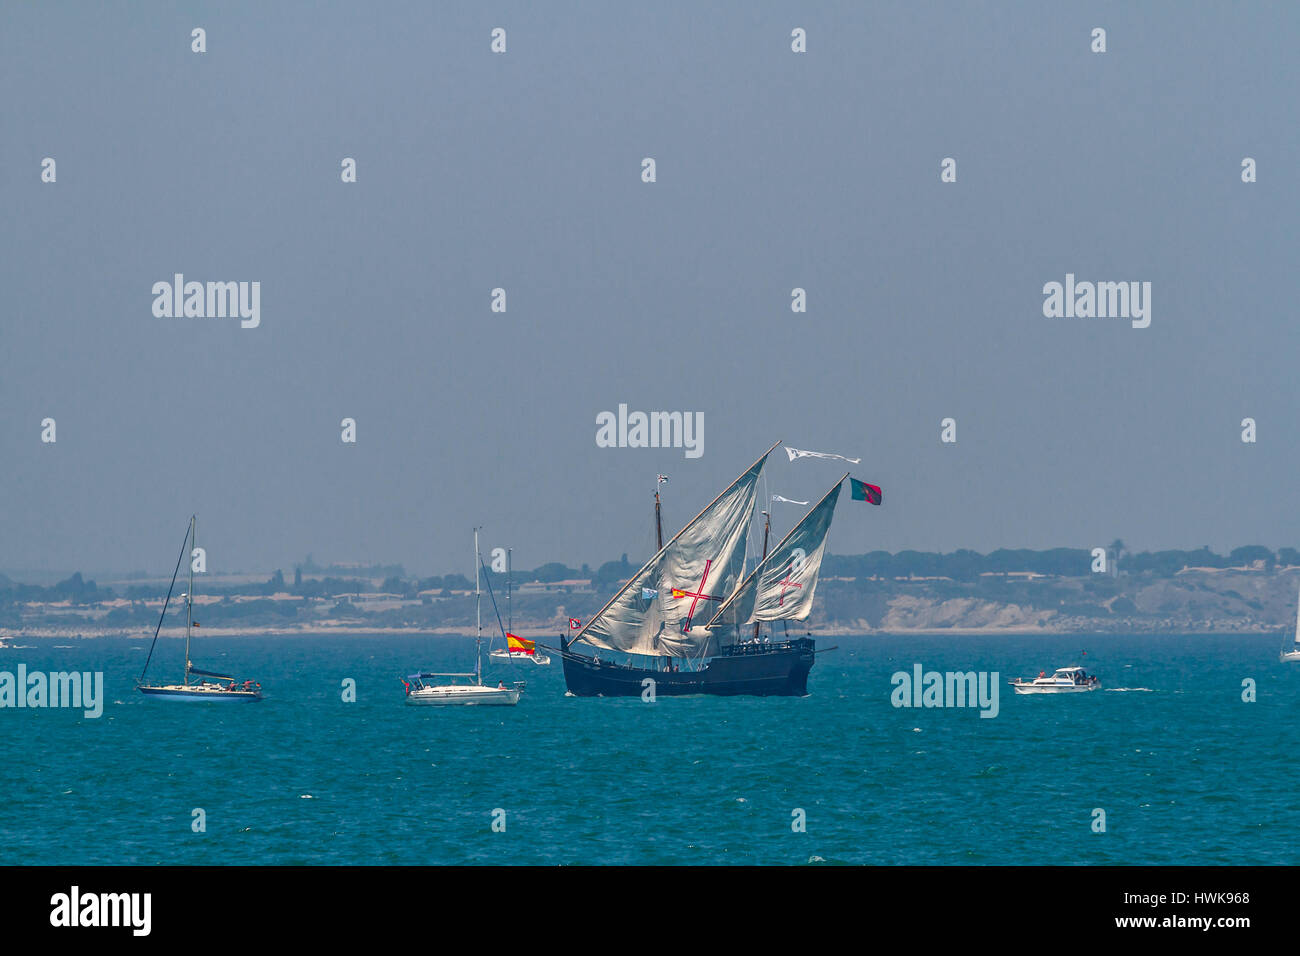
[707,475,844,628]
[575,444,777,657]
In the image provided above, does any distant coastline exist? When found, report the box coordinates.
[1,622,1286,640]
[3,545,1297,639]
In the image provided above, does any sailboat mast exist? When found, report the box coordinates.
[507,547,512,634]
[185,515,195,686]
[752,510,770,642]
[475,527,482,685]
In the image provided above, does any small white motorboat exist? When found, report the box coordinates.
[1009,666,1099,694]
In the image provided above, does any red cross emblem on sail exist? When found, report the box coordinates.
[670,559,723,633]
[777,566,804,606]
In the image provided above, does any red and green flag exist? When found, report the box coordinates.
[850,478,882,505]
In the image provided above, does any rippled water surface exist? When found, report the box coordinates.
[1,633,1296,864]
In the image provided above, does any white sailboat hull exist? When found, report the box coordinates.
[405,684,520,706]
[139,683,262,701]
[489,649,550,665]
[1281,650,1300,662]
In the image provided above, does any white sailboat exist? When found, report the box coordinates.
[1281,582,1300,662]
[488,636,551,665]
[138,515,262,701]
[488,548,550,665]
[404,529,524,706]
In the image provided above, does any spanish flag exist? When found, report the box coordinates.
[506,633,535,655]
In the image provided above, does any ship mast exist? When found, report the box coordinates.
[655,476,666,670]
[654,476,665,550]
[474,527,482,685]
[507,547,512,634]
[752,510,770,642]
[185,514,195,686]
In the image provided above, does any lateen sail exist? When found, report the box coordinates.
[575,445,775,658]
[707,475,845,628]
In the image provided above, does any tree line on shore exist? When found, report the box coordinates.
[0,544,1292,608]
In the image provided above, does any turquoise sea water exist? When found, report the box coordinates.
[1,632,1296,865]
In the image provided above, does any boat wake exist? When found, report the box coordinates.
[1105,687,1155,692]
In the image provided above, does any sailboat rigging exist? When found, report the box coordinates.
[705,474,846,631]
[137,515,262,701]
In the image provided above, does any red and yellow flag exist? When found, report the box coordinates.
[506,633,535,654]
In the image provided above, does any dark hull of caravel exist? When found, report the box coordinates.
[559,638,815,697]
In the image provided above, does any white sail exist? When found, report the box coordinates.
[1294,581,1299,646]
[575,445,775,657]
[707,476,844,628]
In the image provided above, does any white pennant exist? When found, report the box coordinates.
[770,494,809,505]
[785,446,861,465]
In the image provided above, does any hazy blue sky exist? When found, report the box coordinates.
[2,2,1298,578]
